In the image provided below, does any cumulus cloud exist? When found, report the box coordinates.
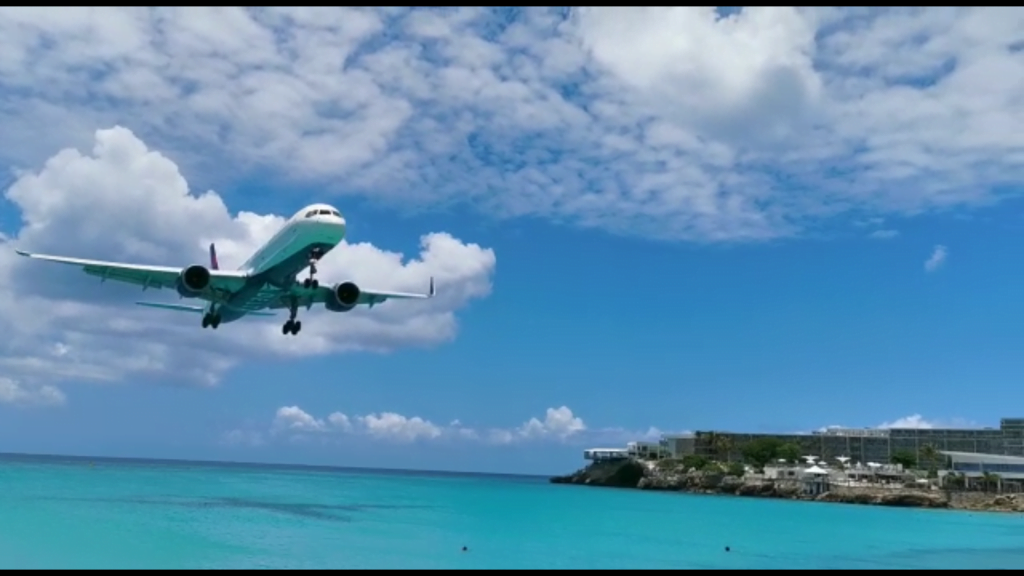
[0,126,496,391]
[817,414,975,432]
[924,244,948,272]
[262,405,660,446]
[877,414,975,429]
[0,377,66,407]
[0,8,1021,242]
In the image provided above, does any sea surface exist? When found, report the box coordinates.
[1,453,1022,569]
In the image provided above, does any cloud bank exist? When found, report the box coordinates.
[230,404,663,447]
[1,7,1022,242]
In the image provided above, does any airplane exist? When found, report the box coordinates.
[13,203,435,336]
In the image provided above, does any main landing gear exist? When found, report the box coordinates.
[282,298,302,336]
[201,310,222,329]
[302,247,324,290]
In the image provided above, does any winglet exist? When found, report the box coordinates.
[429,276,435,298]
[14,249,29,257]
[209,243,220,270]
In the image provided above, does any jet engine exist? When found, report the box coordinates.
[176,265,211,297]
[325,281,360,312]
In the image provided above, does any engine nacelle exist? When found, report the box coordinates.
[325,281,360,313]
[176,265,211,298]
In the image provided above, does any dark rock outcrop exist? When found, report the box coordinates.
[550,459,646,488]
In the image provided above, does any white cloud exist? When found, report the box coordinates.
[818,414,975,432]
[0,126,496,392]
[359,412,443,442]
[924,244,948,272]
[260,404,661,446]
[0,377,66,407]
[0,8,1021,242]
[868,229,899,240]
[877,414,974,429]
[505,405,586,441]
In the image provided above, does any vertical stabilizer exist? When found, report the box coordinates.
[209,243,220,270]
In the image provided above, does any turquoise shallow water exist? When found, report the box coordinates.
[2,454,1023,569]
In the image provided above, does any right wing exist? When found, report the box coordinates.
[14,250,249,297]
[265,278,436,310]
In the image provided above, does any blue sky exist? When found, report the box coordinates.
[1,7,1023,475]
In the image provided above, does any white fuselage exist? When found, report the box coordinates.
[241,207,348,275]
[214,204,347,322]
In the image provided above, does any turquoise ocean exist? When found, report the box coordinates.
[2,453,1022,569]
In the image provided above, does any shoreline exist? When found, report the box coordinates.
[550,459,1024,513]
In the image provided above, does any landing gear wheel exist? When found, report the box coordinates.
[202,312,222,329]
[283,320,302,336]
[292,320,302,334]
[302,278,320,289]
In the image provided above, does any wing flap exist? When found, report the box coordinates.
[359,277,435,305]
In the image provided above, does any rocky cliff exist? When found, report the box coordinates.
[551,459,1021,512]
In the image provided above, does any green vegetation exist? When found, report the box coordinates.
[739,437,802,470]
[981,471,1003,492]
[710,434,733,462]
[701,461,724,474]
[726,462,746,477]
[681,454,709,470]
[890,449,917,469]
[655,455,709,471]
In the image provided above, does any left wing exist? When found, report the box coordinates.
[13,250,249,295]
[267,278,435,310]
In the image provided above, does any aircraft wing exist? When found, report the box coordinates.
[267,278,435,310]
[13,250,249,295]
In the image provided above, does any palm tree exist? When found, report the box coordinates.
[712,434,733,463]
[919,444,939,469]
[981,471,1002,493]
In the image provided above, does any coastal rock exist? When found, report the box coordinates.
[816,490,948,508]
[878,492,947,508]
[549,459,645,488]
[717,475,744,494]
[552,460,1020,513]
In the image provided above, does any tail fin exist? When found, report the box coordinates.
[209,243,220,270]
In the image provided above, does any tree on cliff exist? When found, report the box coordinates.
[890,450,917,469]
[741,437,785,470]
[711,434,733,462]
[981,471,1002,493]
[777,442,801,464]
[919,444,941,469]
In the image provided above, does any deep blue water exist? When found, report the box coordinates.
[1,453,1023,569]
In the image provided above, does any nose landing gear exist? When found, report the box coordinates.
[302,247,324,290]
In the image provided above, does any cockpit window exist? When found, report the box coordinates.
[318,209,332,216]
[330,210,341,217]
[304,210,318,218]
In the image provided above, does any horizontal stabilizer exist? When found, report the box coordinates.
[136,302,205,314]
[135,301,275,317]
